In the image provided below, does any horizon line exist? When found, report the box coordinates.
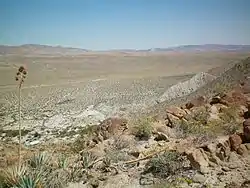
[1,43,250,51]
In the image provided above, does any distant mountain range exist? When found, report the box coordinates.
[0,44,89,55]
[147,44,250,52]
[0,44,250,55]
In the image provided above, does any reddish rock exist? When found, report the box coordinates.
[231,90,247,106]
[186,148,209,172]
[210,94,229,106]
[242,85,250,94]
[243,119,250,142]
[229,134,243,151]
[166,106,187,119]
[243,119,250,127]
[185,96,206,110]
[221,93,234,104]
[243,125,250,142]
[98,117,128,139]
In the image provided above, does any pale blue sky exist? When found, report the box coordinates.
[0,0,250,50]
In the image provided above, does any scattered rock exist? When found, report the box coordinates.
[231,90,247,106]
[210,94,229,106]
[237,144,248,156]
[185,96,207,110]
[229,134,242,151]
[139,173,154,185]
[26,140,40,146]
[89,178,99,188]
[152,122,176,138]
[98,117,128,139]
[166,106,187,119]
[186,148,209,172]
[244,143,250,150]
[192,173,207,183]
[154,132,169,142]
[243,111,250,119]
[243,120,250,142]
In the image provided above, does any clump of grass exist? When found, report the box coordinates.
[134,117,153,140]
[144,151,185,178]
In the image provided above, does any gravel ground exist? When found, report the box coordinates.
[0,74,194,115]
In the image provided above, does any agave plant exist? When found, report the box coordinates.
[80,151,97,170]
[1,164,27,187]
[15,174,43,188]
[28,152,50,170]
[57,155,68,169]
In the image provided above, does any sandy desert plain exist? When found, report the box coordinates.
[0,51,250,144]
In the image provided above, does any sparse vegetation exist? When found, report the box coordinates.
[144,151,186,178]
[134,117,154,140]
[70,125,99,153]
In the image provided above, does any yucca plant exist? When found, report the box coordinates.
[57,155,68,169]
[28,152,50,170]
[0,164,27,187]
[80,152,97,171]
[15,174,43,188]
[15,65,27,170]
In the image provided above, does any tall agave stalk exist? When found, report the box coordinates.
[15,66,27,170]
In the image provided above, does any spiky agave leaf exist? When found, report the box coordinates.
[1,164,27,187]
[57,155,68,169]
[29,152,50,170]
[14,172,44,188]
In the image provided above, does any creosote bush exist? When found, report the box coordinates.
[134,117,153,140]
[144,151,185,178]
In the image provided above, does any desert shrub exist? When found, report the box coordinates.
[176,118,209,138]
[105,149,130,163]
[219,106,239,123]
[175,106,211,138]
[113,136,131,150]
[134,117,153,140]
[71,125,98,153]
[144,151,185,178]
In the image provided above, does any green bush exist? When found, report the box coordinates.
[134,118,153,140]
[145,151,185,178]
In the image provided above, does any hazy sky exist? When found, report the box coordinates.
[0,0,250,50]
